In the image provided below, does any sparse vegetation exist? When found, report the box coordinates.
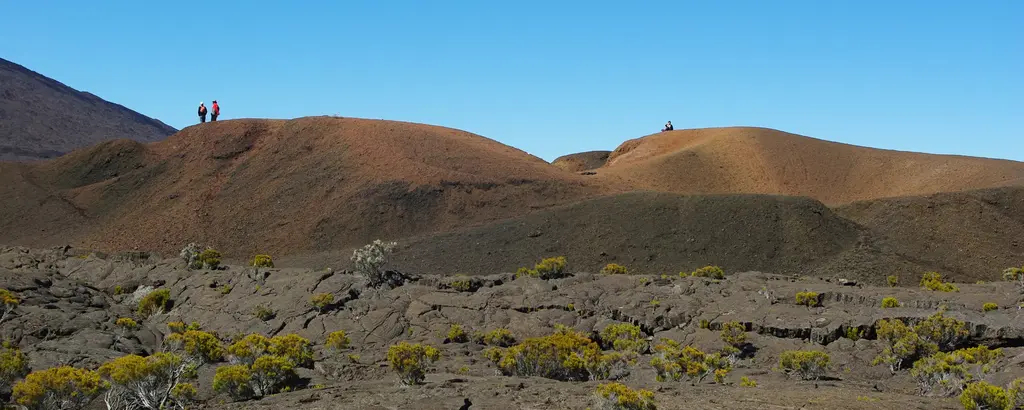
[13,366,107,410]
[387,341,440,385]
[650,339,731,384]
[1009,378,1024,408]
[720,321,747,350]
[198,249,221,270]
[488,325,629,381]
[449,276,473,292]
[164,329,225,363]
[254,304,275,321]
[446,324,468,343]
[1,288,20,322]
[601,263,628,275]
[600,323,646,354]
[887,275,899,287]
[98,352,199,409]
[114,317,138,340]
[0,341,29,393]
[688,266,725,279]
[310,293,335,312]
[959,381,1010,410]
[137,288,171,318]
[921,271,959,292]
[911,346,1003,397]
[873,309,969,373]
[982,302,998,312]
[778,350,830,381]
[215,333,311,399]
[740,376,757,387]
[881,297,900,308]
[351,239,397,287]
[219,284,232,295]
[594,382,656,410]
[325,330,351,352]
[795,291,820,307]
[1003,266,1023,289]
[474,328,516,347]
[516,256,569,279]
[252,254,274,268]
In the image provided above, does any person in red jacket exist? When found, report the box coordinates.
[211,100,220,121]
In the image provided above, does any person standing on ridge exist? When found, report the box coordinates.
[198,102,208,123]
[211,100,220,121]
[662,121,673,131]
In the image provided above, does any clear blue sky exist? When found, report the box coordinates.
[3,0,1021,162]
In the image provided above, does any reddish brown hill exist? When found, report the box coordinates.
[591,127,1024,205]
[0,58,176,161]
[0,117,608,256]
[551,150,611,172]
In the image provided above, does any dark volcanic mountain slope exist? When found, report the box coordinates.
[0,58,176,161]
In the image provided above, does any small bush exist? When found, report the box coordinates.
[845,327,865,341]
[0,341,29,392]
[310,293,335,312]
[740,376,757,387]
[13,366,107,410]
[212,364,253,400]
[720,321,747,349]
[475,328,516,347]
[594,382,656,410]
[873,318,932,373]
[959,381,1010,410]
[795,291,820,307]
[325,330,351,352]
[449,276,473,292]
[113,285,124,295]
[887,275,899,287]
[1003,267,1023,289]
[698,319,710,329]
[198,249,221,270]
[921,272,959,292]
[219,285,232,295]
[137,288,171,318]
[98,353,198,409]
[649,298,659,306]
[347,354,360,363]
[915,308,970,351]
[446,324,468,343]
[649,339,730,384]
[488,325,628,381]
[982,303,998,312]
[351,239,397,287]
[252,254,274,268]
[516,256,569,279]
[688,266,725,279]
[114,317,138,340]
[881,297,900,308]
[387,342,440,385]
[164,330,225,363]
[600,323,646,354]
[778,350,830,380]
[1008,378,1024,409]
[227,334,272,365]
[601,263,628,275]
[249,355,298,397]
[911,346,1003,397]
[268,334,314,368]
[254,305,276,321]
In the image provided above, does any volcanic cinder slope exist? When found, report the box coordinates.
[590,127,1024,205]
[0,58,176,161]
[551,150,611,172]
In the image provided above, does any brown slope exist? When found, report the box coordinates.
[551,150,611,172]
[591,127,1024,205]
[0,58,176,161]
[0,117,609,256]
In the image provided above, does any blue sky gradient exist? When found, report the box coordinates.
[3,0,1021,161]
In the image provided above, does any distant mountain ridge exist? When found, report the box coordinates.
[0,58,176,161]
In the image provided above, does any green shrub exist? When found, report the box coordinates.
[114,317,138,340]
[219,285,232,295]
[137,288,171,318]
[198,249,221,270]
[795,291,820,307]
[600,323,646,354]
[254,305,275,321]
[267,334,314,368]
[959,381,1010,410]
[982,303,998,312]
[1009,378,1024,409]
[387,342,440,385]
[601,263,628,275]
[164,330,225,363]
[449,276,473,292]
[310,293,334,312]
[474,328,516,347]
[98,353,198,409]
[594,382,656,410]
[881,297,900,308]
[720,321,747,349]
[921,272,959,292]
[777,350,830,380]
[1003,267,1023,289]
[649,339,730,384]
[915,308,970,351]
[13,366,107,410]
[887,275,899,287]
[227,334,272,365]
[698,319,710,329]
[113,285,124,295]
[0,341,29,393]
[487,325,629,381]
[446,324,468,343]
[740,376,757,387]
[516,256,569,279]
[249,355,297,397]
[252,254,274,268]
[911,346,1003,397]
[325,330,351,352]
[688,266,725,279]
[873,318,932,373]
[212,364,253,400]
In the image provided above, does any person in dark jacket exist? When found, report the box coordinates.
[662,121,673,131]
[198,102,208,123]
[211,100,220,121]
